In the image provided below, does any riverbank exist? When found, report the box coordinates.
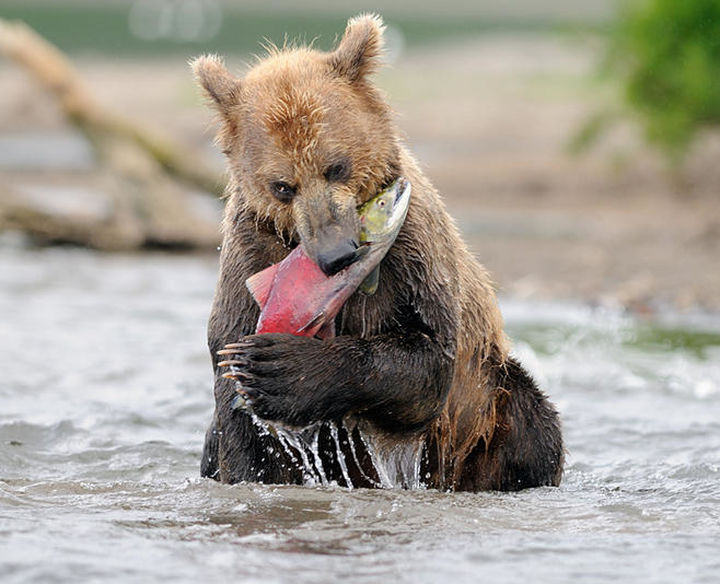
[1,34,718,312]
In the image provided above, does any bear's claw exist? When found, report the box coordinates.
[217,342,253,355]
[221,370,253,382]
[217,359,247,368]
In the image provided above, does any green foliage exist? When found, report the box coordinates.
[608,0,720,163]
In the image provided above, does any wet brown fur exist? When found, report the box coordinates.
[194,14,563,491]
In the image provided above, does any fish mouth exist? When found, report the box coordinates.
[392,177,410,207]
[389,177,411,230]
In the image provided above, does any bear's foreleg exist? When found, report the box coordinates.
[219,331,454,431]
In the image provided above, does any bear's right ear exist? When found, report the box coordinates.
[329,14,385,83]
[191,54,241,115]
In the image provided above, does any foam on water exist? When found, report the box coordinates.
[1,247,719,584]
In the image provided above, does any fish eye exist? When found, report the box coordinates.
[378,199,386,207]
[270,181,297,203]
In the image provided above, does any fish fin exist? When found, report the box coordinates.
[245,263,279,308]
[297,311,326,336]
[360,265,380,295]
[317,321,336,340]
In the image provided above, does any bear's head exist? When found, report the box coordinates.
[193,14,400,276]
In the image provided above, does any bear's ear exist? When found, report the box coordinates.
[329,14,385,83]
[191,54,241,114]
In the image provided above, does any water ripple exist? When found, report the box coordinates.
[1,248,719,583]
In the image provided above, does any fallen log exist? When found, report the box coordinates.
[0,18,223,250]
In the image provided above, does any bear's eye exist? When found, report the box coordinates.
[324,159,351,183]
[270,181,297,203]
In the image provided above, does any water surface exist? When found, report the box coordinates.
[1,247,718,583]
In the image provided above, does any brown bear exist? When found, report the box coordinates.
[193,14,563,491]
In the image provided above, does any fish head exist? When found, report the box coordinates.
[358,178,411,246]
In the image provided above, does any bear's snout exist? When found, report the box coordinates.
[316,238,360,276]
[293,183,361,276]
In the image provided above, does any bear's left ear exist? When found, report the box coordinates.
[191,54,241,115]
[329,14,385,83]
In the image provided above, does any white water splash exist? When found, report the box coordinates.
[250,415,426,489]
[357,426,425,489]
[275,423,327,486]
[329,423,353,487]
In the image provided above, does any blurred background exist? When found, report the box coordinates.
[1,0,718,312]
[2,4,720,583]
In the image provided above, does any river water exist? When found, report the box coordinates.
[0,245,718,583]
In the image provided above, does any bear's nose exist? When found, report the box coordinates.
[317,239,359,276]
